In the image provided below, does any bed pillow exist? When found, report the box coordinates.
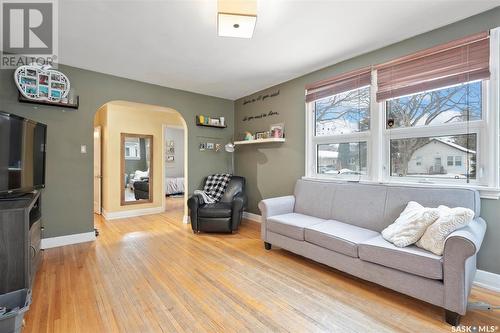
[416,205,474,255]
[382,201,440,248]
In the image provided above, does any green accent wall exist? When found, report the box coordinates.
[0,65,234,238]
[234,7,500,274]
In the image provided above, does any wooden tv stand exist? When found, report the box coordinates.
[0,191,42,293]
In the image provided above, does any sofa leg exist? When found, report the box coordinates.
[445,310,461,326]
[264,242,272,250]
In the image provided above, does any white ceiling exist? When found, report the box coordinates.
[59,1,500,100]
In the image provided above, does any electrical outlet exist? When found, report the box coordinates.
[81,145,87,154]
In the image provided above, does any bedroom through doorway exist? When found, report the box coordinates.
[164,125,185,213]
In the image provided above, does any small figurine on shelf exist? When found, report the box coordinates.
[244,132,254,141]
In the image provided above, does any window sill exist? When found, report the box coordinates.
[301,176,500,199]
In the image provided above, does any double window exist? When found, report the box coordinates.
[305,29,499,197]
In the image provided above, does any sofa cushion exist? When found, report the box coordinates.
[294,180,336,219]
[359,235,443,280]
[198,202,232,218]
[305,220,379,258]
[330,183,388,231]
[267,213,326,241]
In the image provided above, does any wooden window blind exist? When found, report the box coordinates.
[305,67,371,103]
[375,31,490,102]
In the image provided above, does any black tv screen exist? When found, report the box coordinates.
[0,111,46,195]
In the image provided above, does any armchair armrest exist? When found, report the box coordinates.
[258,195,295,241]
[232,192,247,212]
[231,192,247,231]
[187,193,203,231]
[443,217,487,315]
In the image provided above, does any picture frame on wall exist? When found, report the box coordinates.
[270,123,284,138]
[255,131,269,140]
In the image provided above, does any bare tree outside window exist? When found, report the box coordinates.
[315,86,370,136]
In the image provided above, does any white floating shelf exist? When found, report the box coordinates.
[234,138,286,145]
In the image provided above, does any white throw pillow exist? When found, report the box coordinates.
[416,205,474,255]
[382,201,440,248]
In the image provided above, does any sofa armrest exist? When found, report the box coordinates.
[258,195,295,220]
[443,217,487,315]
[258,195,295,241]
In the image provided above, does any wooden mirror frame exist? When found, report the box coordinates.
[120,133,154,206]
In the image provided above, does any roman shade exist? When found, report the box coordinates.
[376,31,490,102]
[305,67,371,103]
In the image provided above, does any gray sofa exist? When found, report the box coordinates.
[258,179,486,325]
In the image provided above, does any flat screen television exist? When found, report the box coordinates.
[0,111,46,197]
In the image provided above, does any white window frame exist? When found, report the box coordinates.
[124,139,141,160]
[381,80,486,186]
[305,27,500,199]
[305,85,371,181]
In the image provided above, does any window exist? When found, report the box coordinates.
[386,81,482,183]
[124,138,141,160]
[390,134,476,180]
[317,142,367,175]
[309,85,371,179]
[314,86,370,136]
[305,29,500,197]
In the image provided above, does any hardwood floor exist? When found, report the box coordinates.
[25,202,500,332]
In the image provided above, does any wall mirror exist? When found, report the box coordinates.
[121,133,153,205]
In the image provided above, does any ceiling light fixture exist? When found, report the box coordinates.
[217,0,257,39]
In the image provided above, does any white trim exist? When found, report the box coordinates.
[41,231,96,249]
[102,206,164,220]
[301,176,500,199]
[183,215,190,224]
[165,124,185,130]
[474,269,500,292]
[243,211,262,223]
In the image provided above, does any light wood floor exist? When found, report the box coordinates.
[25,199,500,332]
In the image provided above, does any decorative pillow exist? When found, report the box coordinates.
[382,201,440,248]
[416,205,474,255]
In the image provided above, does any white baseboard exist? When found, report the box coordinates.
[41,231,96,249]
[102,206,164,220]
[474,270,500,292]
[183,215,190,224]
[243,211,262,223]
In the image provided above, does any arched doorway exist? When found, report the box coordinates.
[93,101,189,221]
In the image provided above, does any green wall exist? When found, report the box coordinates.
[0,65,234,238]
[234,7,500,274]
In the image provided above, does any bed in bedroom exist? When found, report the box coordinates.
[165,177,184,196]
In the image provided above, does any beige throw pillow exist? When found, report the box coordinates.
[416,205,474,255]
[382,201,440,248]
